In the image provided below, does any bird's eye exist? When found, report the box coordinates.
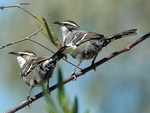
[63,23,68,26]
[20,54,25,56]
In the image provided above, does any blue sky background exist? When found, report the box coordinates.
[1,0,150,113]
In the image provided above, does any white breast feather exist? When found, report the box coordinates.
[61,26,71,42]
[17,56,26,68]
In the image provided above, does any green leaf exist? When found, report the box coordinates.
[57,67,70,113]
[71,96,78,113]
[36,16,62,49]
[42,84,58,113]
[57,67,65,105]
[44,100,58,113]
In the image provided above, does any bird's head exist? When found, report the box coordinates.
[9,50,36,68]
[53,20,80,41]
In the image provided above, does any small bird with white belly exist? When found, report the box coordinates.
[9,46,69,99]
[54,20,138,74]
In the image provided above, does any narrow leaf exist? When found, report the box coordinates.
[71,96,78,113]
[41,85,57,113]
[57,67,70,113]
[57,67,65,104]
[44,102,58,113]
[36,16,62,49]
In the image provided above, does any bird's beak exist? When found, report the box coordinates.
[8,52,18,56]
[53,21,62,25]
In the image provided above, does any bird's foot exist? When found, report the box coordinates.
[27,96,32,108]
[91,62,96,71]
[71,72,77,81]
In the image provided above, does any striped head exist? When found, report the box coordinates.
[54,20,80,42]
[9,50,36,68]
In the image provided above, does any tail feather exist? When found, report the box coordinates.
[51,46,68,61]
[107,29,138,40]
[42,46,70,74]
[100,29,138,47]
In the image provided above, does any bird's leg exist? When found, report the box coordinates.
[46,80,50,95]
[71,61,82,81]
[91,53,98,71]
[27,86,33,100]
[27,86,33,108]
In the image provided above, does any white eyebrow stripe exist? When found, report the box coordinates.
[19,52,35,56]
[63,22,79,28]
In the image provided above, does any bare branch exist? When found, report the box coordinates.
[0,3,29,10]
[0,10,51,50]
[0,3,38,19]
[5,32,150,113]
[0,30,40,49]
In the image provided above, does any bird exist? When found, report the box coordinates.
[53,20,138,73]
[9,46,69,99]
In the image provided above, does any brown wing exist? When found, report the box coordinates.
[76,32,105,45]
[32,56,50,66]
[21,56,50,77]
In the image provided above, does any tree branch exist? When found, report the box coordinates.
[0,3,50,50]
[0,9,49,50]
[5,32,150,113]
[0,3,38,20]
[0,3,29,10]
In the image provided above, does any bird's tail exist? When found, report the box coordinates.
[51,46,69,61]
[107,29,138,40]
[100,29,138,47]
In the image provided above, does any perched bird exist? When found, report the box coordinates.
[54,20,137,73]
[9,46,68,99]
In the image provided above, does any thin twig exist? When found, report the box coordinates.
[27,39,54,53]
[0,31,40,49]
[0,11,50,50]
[0,3,40,21]
[0,3,29,10]
[5,32,150,113]
[0,3,43,49]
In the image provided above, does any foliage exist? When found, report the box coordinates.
[36,16,62,49]
[44,67,79,113]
